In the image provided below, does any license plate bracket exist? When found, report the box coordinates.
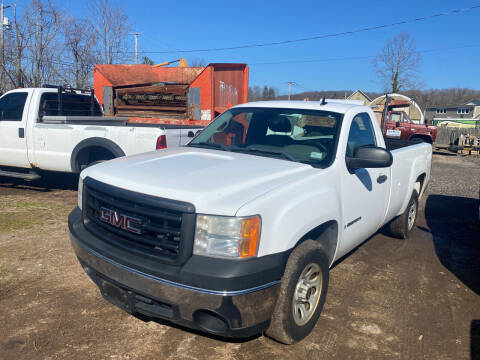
[99,279,133,313]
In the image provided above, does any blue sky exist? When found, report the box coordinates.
[58,0,480,94]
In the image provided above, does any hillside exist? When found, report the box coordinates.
[272,88,480,109]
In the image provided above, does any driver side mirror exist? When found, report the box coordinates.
[346,146,393,172]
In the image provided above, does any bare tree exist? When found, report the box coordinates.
[189,58,206,67]
[2,1,28,89]
[373,32,421,93]
[0,0,134,92]
[63,17,99,87]
[12,3,27,87]
[92,0,130,64]
[20,0,64,87]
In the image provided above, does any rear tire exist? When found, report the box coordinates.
[265,240,329,344]
[388,191,418,239]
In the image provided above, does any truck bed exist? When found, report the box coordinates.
[40,116,204,129]
[384,137,423,151]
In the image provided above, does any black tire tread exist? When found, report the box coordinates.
[388,191,418,239]
[265,240,329,344]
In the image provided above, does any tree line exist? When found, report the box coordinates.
[248,85,276,101]
[271,88,480,109]
[1,0,132,92]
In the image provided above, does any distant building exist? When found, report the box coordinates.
[424,99,480,126]
[347,90,371,105]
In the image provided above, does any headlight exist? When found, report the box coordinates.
[77,176,83,210]
[193,215,261,259]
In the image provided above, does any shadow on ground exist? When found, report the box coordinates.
[424,194,480,295]
[472,320,480,360]
[0,172,78,192]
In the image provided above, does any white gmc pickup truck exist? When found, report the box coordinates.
[0,87,200,180]
[69,100,432,344]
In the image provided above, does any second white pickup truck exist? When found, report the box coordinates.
[69,100,432,344]
[0,87,201,180]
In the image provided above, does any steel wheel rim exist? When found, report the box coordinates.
[407,202,416,230]
[292,262,322,326]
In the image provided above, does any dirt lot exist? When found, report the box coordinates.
[0,154,479,360]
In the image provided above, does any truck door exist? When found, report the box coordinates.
[341,113,390,251]
[0,92,31,168]
[393,112,414,140]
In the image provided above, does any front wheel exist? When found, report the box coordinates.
[265,240,329,344]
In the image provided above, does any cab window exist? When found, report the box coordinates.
[38,93,102,118]
[390,113,402,123]
[189,107,343,167]
[0,92,28,121]
[346,113,377,157]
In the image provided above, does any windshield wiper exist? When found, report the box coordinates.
[240,145,299,162]
[189,142,231,152]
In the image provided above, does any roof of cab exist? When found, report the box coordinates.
[233,100,364,114]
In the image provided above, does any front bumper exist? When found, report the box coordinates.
[69,208,281,338]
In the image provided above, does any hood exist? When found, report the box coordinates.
[81,147,313,215]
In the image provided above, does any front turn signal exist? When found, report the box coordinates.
[239,216,261,258]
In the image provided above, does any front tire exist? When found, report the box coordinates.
[265,240,329,344]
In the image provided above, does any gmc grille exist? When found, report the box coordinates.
[82,177,196,264]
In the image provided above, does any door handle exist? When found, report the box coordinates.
[18,128,25,138]
[377,174,387,184]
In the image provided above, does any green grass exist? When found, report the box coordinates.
[0,197,69,233]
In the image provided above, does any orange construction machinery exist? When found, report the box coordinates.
[93,61,249,126]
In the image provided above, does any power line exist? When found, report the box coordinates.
[293,82,315,93]
[247,44,480,66]
[127,4,480,54]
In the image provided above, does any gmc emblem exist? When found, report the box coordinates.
[98,207,142,234]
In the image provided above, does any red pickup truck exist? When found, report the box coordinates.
[384,110,437,144]
[373,100,437,144]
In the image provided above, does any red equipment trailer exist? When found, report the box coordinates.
[93,63,249,126]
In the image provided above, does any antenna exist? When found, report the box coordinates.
[320,97,327,105]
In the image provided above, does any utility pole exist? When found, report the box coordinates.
[129,32,142,64]
[0,1,11,92]
[286,81,296,100]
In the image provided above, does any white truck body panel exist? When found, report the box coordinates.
[81,101,432,261]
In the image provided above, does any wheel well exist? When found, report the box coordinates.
[71,137,125,172]
[296,221,338,266]
[75,146,115,171]
[411,134,432,144]
[415,173,426,196]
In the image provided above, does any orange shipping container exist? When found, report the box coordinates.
[93,63,249,126]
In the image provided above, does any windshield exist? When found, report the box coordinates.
[189,107,343,167]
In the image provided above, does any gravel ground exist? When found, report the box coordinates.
[0,153,479,360]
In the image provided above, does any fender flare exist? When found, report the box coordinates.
[70,137,125,172]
